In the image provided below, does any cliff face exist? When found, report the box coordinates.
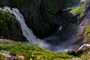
[0,0,64,38]
[0,0,86,41]
[0,0,65,40]
[80,9,90,44]
[15,0,64,38]
[70,0,90,47]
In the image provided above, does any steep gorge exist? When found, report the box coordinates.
[0,0,90,52]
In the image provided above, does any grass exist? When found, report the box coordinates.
[0,41,73,60]
[0,40,90,60]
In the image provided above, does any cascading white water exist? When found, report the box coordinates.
[4,6,49,48]
[3,2,88,52]
[3,6,79,52]
[12,8,37,43]
[4,7,37,43]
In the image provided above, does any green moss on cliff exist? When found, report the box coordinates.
[0,8,22,41]
[84,26,90,37]
[0,8,14,37]
[69,2,86,16]
[82,26,90,43]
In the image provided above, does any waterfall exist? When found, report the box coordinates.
[4,6,49,48]
[4,6,75,52]
[4,6,37,43]
[3,6,84,52]
[13,8,37,43]
[4,6,78,52]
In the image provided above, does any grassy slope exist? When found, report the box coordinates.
[0,0,90,60]
[0,39,90,60]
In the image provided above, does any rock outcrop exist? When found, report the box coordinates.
[0,8,25,41]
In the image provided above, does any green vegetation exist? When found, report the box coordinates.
[0,8,13,27]
[84,26,90,38]
[82,26,90,43]
[69,2,86,16]
[0,8,21,40]
[0,8,14,36]
[0,40,90,60]
[0,42,73,60]
[0,0,90,60]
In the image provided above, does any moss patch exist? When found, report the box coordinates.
[0,8,22,41]
[0,40,90,60]
[0,42,74,60]
[69,2,86,16]
[82,26,90,43]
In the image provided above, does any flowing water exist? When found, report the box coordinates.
[4,6,50,49]
[3,4,86,52]
[4,6,79,52]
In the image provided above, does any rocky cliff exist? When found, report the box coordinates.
[0,0,89,42]
[0,0,65,39]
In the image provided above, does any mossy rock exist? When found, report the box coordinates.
[81,26,90,44]
[0,8,23,41]
[69,2,86,16]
